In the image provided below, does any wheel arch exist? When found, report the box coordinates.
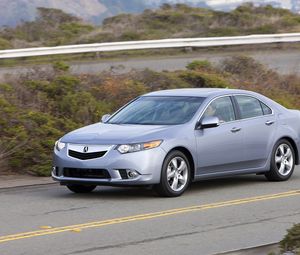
[278,136,299,165]
[167,146,196,180]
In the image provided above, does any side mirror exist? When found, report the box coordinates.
[101,114,111,123]
[197,116,220,129]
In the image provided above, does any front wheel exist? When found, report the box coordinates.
[265,139,295,181]
[66,184,97,193]
[154,150,191,197]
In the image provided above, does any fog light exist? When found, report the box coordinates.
[126,170,139,179]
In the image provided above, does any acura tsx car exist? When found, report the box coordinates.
[52,88,300,197]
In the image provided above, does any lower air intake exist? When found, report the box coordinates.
[63,168,111,179]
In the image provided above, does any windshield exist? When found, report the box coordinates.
[107,96,205,125]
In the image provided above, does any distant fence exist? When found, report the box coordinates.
[1,33,300,59]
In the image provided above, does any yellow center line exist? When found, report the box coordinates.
[0,189,299,244]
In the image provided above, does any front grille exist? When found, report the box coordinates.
[68,150,106,160]
[63,168,110,179]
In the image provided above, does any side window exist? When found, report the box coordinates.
[203,97,235,123]
[235,95,263,119]
[260,102,272,115]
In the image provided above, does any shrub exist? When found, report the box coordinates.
[180,70,231,88]
[0,37,11,49]
[280,223,300,254]
[120,31,141,41]
[186,60,212,71]
[53,61,70,72]
[134,69,190,90]
[221,55,270,81]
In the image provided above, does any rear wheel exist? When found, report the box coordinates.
[66,184,97,193]
[265,139,295,181]
[154,150,191,197]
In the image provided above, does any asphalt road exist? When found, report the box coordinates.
[1,49,300,81]
[0,166,299,255]
[69,49,300,75]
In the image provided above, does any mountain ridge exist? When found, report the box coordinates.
[1,0,290,27]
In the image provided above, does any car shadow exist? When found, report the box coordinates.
[57,185,155,200]
[55,174,271,200]
[189,174,267,192]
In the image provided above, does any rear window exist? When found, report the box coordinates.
[235,95,263,119]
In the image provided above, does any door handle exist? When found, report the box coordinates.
[265,120,275,126]
[231,127,241,133]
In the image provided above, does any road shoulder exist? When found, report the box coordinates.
[0,174,53,189]
[216,243,279,255]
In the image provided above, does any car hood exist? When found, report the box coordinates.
[61,122,175,145]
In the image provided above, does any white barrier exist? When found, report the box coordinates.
[1,33,300,59]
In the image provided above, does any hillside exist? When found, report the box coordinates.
[1,3,300,49]
[93,3,300,43]
[0,0,209,27]
[0,0,297,28]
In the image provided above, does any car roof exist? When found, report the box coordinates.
[143,88,252,98]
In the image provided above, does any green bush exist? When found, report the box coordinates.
[59,22,94,35]
[247,24,277,34]
[280,223,300,254]
[186,60,212,71]
[120,31,141,41]
[221,55,269,80]
[0,37,11,49]
[53,61,70,72]
[206,27,240,37]
[180,70,230,88]
[282,15,300,27]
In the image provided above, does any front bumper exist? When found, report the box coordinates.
[52,145,166,186]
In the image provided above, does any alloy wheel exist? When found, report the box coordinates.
[167,157,189,192]
[275,144,294,176]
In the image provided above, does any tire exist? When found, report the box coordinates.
[265,139,295,181]
[66,184,97,193]
[154,150,191,197]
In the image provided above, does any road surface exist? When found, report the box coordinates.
[69,49,300,75]
[0,166,299,255]
[0,49,300,81]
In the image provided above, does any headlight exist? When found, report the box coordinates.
[55,140,66,151]
[116,140,162,154]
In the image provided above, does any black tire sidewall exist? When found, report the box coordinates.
[67,184,96,193]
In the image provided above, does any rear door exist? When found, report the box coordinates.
[233,95,276,169]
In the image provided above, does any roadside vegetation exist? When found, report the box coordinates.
[268,224,300,255]
[1,3,300,49]
[280,223,300,254]
[0,57,299,176]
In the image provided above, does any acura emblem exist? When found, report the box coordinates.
[83,146,89,153]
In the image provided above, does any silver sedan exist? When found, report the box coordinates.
[52,88,300,197]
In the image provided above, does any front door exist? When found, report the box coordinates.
[195,96,244,175]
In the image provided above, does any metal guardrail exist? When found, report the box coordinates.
[1,33,300,59]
